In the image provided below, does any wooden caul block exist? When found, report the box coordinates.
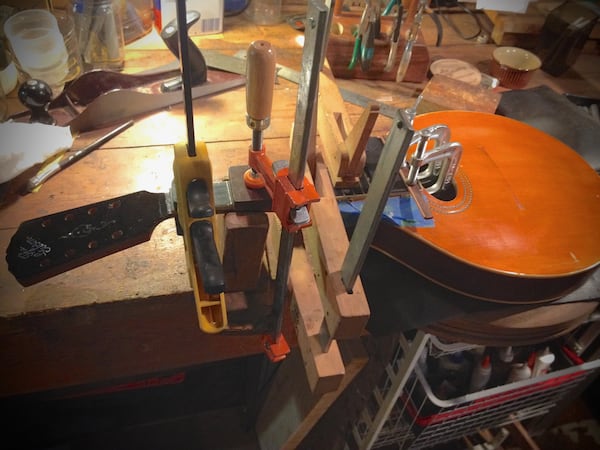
[220,212,269,292]
[289,246,345,395]
[308,158,371,341]
[317,68,379,188]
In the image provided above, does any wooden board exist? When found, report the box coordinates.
[221,212,269,292]
[424,301,599,346]
[421,74,501,114]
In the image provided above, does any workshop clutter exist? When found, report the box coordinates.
[351,333,600,449]
[422,341,562,400]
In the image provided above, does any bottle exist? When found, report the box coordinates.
[71,0,126,70]
[532,347,555,377]
[468,354,492,393]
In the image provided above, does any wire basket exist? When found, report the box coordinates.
[352,332,600,450]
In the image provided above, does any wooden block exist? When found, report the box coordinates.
[221,212,269,292]
[256,339,369,450]
[484,3,556,47]
[317,67,378,187]
[421,74,501,114]
[289,247,345,395]
[305,159,370,341]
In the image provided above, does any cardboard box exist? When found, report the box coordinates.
[154,0,223,35]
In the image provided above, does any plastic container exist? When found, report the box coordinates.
[3,9,69,95]
[537,1,600,76]
[532,347,556,377]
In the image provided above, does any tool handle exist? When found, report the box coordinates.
[190,220,225,295]
[160,10,207,85]
[246,40,276,125]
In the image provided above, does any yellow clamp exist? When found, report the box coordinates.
[172,141,227,333]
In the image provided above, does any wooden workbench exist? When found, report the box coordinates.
[1,2,599,400]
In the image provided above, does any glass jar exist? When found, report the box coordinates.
[122,0,154,44]
[71,0,126,70]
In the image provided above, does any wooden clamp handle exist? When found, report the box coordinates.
[246,40,276,125]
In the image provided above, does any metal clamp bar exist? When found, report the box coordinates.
[270,0,330,341]
[341,109,414,292]
[175,0,196,157]
[287,0,329,188]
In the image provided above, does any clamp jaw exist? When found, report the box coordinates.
[172,141,227,333]
[245,147,320,234]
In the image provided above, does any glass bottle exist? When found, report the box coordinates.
[71,0,126,70]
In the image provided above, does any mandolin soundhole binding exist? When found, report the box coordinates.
[429,169,473,215]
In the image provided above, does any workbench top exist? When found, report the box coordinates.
[1,3,599,397]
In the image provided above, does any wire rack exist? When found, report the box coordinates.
[350,331,600,449]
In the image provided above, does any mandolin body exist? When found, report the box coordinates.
[372,111,600,303]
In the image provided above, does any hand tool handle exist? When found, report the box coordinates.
[160,10,207,85]
[246,40,276,126]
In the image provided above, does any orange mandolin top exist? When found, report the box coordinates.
[404,111,600,278]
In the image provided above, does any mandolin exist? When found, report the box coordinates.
[371,111,600,303]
